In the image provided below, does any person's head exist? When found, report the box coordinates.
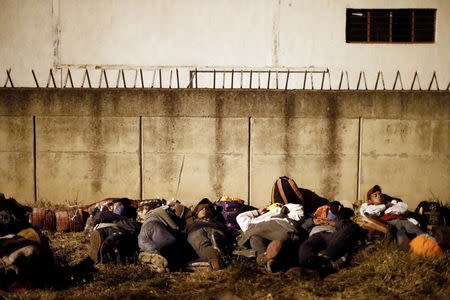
[367,185,385,205]
[196,204,213,219]
[267,203,288,215]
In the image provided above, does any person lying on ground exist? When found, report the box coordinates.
[297,201,366,275]
[138,201,194,272]
[186,198,230,270]
[88,198,141,264]
[0,193,32,236]
[360,185,422,247]
[0,194,52,290]
[236,202,304,272]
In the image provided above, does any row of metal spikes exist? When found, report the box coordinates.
[2,68,449,91]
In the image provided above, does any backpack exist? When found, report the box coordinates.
[271,176,304,205]
[414,201,446,231]
[215,196,247,230]
[271,176,329,214]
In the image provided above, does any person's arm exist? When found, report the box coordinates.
[313,217,335,227]
[286,204,304,221]
[360,203,386,216]
[385,200,408,215]
[236,209,263,232]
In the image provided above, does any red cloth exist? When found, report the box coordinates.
[381,214,406,221]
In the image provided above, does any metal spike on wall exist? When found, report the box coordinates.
[140,69,144,88]
[285,70,290,90]
[338,71,350,90]
[327,70,332,90]
[374,71,386,90]
[428,71,439,91]
[98,69,109,88]
[63,68,74,88]
[303,71,307,89]
[32,70,40,88]
[392,70,404,90]
[122,69,127,88]
[4,69,14,88]
[151,69,156,88]
[81,69,92,88]
[410,71,421,90]
[356,71,368,90]
[46,69,57,88]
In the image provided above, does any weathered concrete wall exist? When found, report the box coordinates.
[0,116,34,202]
[0,89,448,208]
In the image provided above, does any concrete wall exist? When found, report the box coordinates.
[0,88,448,209]
[0,0,448,88]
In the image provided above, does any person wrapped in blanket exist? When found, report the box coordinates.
[297,201,366,274]
[88,198,141,264]
[185,198,230,270]
[236,202,304,272]
[0,193,51,290]
[360,185,423,246]
[138,201,195,272]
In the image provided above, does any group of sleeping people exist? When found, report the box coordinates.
[88,184,424,274]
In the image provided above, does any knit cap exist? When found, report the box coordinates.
[367,185,382,200]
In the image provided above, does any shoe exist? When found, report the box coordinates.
[232,249,257,258]
[139,252,169,273]
[100,235,119,264]
[266,259,282,273]
[209,258,221,270]
[317,251,331,260]
[211,231,224,255]
[256,254,269,266]
[330,253,348,271]
[88,230,102,264]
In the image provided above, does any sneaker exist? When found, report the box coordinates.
[138,252,169,273]
[211,231,224,255]
[88,230,102,264]
[330,253,348,271]
[100,235,119,264]
[317,251,331,260]
[256,254,269,266]
[209,258,221,270]
[232,249,257,258]
[266,259,282,273]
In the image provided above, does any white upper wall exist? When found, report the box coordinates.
[0,0,448,87]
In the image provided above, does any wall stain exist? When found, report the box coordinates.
[282,92,296,176]
[322,94,342,200]
[210,93,225,199]
[87,98,107,194]
[159,91,178,198]
[431,121,444,154]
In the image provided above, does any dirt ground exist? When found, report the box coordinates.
[1,230,449,300]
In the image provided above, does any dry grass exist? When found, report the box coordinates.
[1,230,449,300]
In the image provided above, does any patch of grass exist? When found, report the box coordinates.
[3,232,449,299]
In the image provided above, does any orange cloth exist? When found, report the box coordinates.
[410,234,444,257]
[314,205,331,219]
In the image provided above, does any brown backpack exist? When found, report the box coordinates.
[271,176,330,214]
[271,176,304,205]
